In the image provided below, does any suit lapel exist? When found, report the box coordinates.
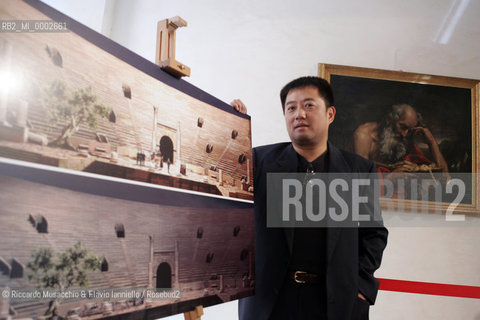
[326,142,350,264]
[265,144,298,255]
[268,144,298,173]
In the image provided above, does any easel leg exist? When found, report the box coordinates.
[184,305,203,320]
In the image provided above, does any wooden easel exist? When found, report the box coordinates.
[184,305,203,320]
[156,16,191,78]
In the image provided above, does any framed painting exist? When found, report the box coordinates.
[319,63,480,215]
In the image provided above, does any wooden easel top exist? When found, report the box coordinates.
[184,305,203,320]
[156,16,191,78]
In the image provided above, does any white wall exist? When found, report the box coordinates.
[41,0,480,319]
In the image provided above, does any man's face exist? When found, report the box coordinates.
[378,106,419,163]
[394,107,418,138]
[284,86,335,148]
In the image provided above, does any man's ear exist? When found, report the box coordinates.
[328,106,336,124]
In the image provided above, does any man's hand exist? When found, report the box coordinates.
[231,99,247,114]
[409,126,450,174]
[409,126,436,146]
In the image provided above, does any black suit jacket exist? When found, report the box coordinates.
[239,142,388,320]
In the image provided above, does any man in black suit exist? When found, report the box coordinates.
[232,76,388,320]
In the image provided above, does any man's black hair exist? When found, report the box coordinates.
[280,76,334,112]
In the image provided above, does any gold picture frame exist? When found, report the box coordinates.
[319,63,480,215]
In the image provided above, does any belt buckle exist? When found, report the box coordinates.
[294,271,306,284]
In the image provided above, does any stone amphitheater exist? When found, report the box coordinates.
[0,0,253,202]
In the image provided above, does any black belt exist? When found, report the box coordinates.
[287,270,321,284]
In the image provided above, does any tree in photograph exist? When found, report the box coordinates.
[43,80,110,150]
[27,242,101,317]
